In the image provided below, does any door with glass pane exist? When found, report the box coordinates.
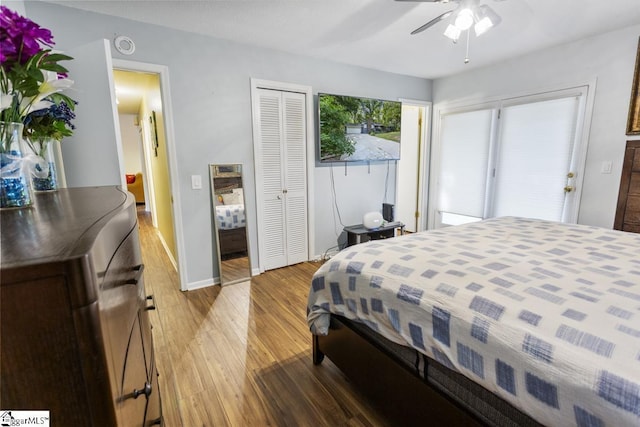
[435,108,494,227]
[432,91,586,228]
[491,96,581,222]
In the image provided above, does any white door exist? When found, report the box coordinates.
[63,40,124,188]
[254,88,308,270]
[491,96,581,222]
[282,93,309,265]
[397,103,429,232]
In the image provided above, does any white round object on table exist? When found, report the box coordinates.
[363,211,383,229]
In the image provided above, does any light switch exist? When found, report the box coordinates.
[191,175,202,189]
[601,161,612,174]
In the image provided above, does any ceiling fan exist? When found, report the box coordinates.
[396,0,504,63]
[397,0,503,39]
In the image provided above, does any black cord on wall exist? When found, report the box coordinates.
[330,162,346,232]
[382,160,390,205]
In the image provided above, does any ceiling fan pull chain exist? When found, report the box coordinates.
[464,28,471,63]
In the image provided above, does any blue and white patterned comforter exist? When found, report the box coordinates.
[215,204,246,230]
[307,217,640,426]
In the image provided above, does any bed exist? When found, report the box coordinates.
[215,203,246,231]
[307,217,640,426]
[214,179,248,257]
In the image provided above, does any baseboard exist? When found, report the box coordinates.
[186,277,219,291]
[156,229,178,271]
[185,269,261,291]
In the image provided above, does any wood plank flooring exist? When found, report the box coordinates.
[137,210,392,426]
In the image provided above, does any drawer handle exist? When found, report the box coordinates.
[133,382,152,399]
[145,294,156,311]
[119,382,152,402]
[125,264,145,285]
[148,416,163,425]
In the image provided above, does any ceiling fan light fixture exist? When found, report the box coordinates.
[454,8,474,31]
[443,23,461,41]
[474,17,493,36]
[404,0,504,63]
[474,5,501,36]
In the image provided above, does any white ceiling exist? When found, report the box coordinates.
[113,69,158,114]
[41,0,640,79]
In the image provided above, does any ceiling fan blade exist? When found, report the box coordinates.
[410,10,454,35]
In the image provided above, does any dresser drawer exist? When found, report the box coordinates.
[99,225,148,424]
[118,311,149,426]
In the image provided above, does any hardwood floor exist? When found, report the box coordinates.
[137,210,392,426]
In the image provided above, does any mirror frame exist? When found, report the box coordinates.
[209,164,252,286]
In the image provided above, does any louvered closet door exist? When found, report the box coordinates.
[256,89,308,270]
[282,92,308,265]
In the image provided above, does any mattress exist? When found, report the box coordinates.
[307,217,640,426]
[215,204,246,230]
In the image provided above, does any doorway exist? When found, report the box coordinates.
[112,60,187,289]
[429,86,592,228]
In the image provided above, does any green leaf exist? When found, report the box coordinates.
[44,53,73,62]
[48,93,76,109]
[26,68,44,81]
[39,64,68,73]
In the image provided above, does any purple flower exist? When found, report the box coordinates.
[0,5,54,65]
[1,6,73,126]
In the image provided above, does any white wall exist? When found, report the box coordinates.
[433,24,640,228]
[315,161,398,256]
[119,114,143,174]
[25,2,432,288]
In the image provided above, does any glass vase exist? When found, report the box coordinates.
[27,137,59,192]
[0,122,33,208]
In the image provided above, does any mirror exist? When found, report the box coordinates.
[209,164,251,285]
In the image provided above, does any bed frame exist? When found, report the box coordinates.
[313,315,541,427]
[218,227,247,257]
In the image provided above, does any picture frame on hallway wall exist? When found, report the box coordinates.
[150,111,159,156]
[627,37,640,135]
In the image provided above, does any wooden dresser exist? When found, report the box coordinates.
[615,140,640,232]
[0,187,162,426]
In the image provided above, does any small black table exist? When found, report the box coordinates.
[344,221,405,247]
